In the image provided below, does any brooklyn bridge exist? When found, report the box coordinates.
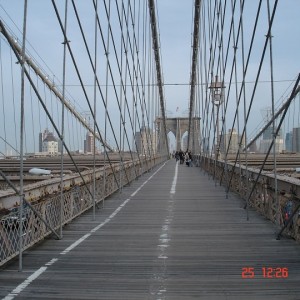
[1,1,300,299]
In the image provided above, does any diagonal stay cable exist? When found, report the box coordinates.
[0,19,102,204]
[91,0,137,180]
[218,0,261,184]
[127,0,155,160]
[226,0,279,193]
[0,135,20,155]
[70,0,138,181]
[245,74,300,212]
[51,0,121,188]
[114,0,152,164]
[102,0,146,169]
[0,169,60,239]
[0,21,113,152]
[127,0,152,159]
[118,0,151,165]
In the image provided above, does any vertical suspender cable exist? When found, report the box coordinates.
[217,0,228,193]
[132,0,153,162]
[0,20,98,206]
[60,0,68,238]
[119,2,124,193]
[0,39,7,155]
[231,0,242,190]
[120,0,128,175]
[10,47,19,151]
[119,0,145,168]
[19,0,28,272]
[117,0,125,186]
[201,1,210,159]
[103,0,111,207]
[92,0,98,219]
[227,0,277,193]
[267,0,278,226]
[29,70,36,151]
[239,0,249,219]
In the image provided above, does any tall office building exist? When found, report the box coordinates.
[84,131,95,154]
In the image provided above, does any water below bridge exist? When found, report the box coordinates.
[1,160,300,300]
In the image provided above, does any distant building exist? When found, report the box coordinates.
[292,127,300,152]
[39,129,49,152]
[42,132,58,155]
[285,131,293,152]
[222,128,245,154]
[84,131,95,154]
[134,126,157,156]
[259,127,284,153]
[248,141,258,153]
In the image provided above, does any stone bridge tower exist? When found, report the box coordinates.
[155,117,200,153]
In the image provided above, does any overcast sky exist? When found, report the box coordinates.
[0,1,300,154]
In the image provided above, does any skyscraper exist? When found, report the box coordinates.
[39,129,49,152]
[84,131,95,154]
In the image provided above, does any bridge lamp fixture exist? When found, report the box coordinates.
[209,75,225,106]
[209,75,226,158]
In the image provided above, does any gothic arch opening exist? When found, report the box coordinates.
[167,131,176,153]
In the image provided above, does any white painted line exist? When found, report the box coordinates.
[60,233,91,255]
[59,163,168,255]
[159,238,170,243]
[158,255,168,259]
[130,189,140,197]
[90,220,108,233]
[170,162,178,194]
[151,162,176,297]
[162,225,169,231]
[2,162,168,300]
[45,258,58,266]
[2,267,48,300]
[130,162,167,197]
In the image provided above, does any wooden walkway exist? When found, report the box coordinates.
[1,160,300,300]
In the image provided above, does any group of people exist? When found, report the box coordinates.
[174,149,193,167]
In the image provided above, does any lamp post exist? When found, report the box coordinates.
[209,75,225,160]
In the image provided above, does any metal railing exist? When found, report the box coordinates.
[194,155,300,241]
[0,155,166,266]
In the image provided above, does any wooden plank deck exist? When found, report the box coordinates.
[1,160,300,300]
